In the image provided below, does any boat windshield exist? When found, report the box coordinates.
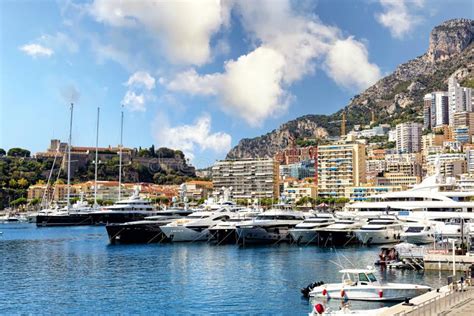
[367,273,377,282]
[405,226,423,233]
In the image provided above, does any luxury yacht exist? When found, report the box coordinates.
[208,210,260,244]
[288,213,336,245]
[236,208,308,244]
[354,216,404,245]
[105,208,193,244]
[340,164,474,221]
[160,209,235,242]
[400,220,437,244]
[315,217,367,247]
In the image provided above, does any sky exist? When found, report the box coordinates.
[0,0,472,168]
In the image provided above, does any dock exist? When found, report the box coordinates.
[424,254,474,271]
[380,282,474,315]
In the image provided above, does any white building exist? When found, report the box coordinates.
[449,76,473,125]
[396,122,422,153]
[423,92,449,129]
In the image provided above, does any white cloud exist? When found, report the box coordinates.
[122,90,146,112]
[163,1,381,125]
[324,37,381,91]
[122,71,156,112]
[154,114,231,161]
[19,44,54,58]
[376,0,425,39]
[126,71,156,90]
[89,0,231,66]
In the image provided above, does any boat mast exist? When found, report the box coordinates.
[118,105,124,201]
[67,103,73,212]
[94,107,100,207]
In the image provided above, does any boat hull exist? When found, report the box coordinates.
[401,233,434,245]
[355,230,402,245]
[237,226,291,244]
[160,226,212,242]
[317,231,359,247]
[106,222,168,244]
[208,228,238,244]
[36,212,155,227]
[310,284,430,301]
[289,229,319,244]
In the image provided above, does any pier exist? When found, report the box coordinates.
[381,283,474,315]
[424,254,474,271]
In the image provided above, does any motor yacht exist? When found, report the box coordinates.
[354,216,404,245]
[308,268,430,301]
[400,220,437,244]
[288,213,336,245]
[105,208,193,244]
[315,217,367,247]
[236,208,308,244]
[160,209,235,242]
[208,210,260,244]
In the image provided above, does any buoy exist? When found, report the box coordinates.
[340,288,345,298]
[314,303,325,314]
[379,289,383,298]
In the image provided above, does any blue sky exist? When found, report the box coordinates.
[0,0,471,167]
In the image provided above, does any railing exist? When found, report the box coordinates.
[394,285,473,316]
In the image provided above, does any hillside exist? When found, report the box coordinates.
[227,18,474,159]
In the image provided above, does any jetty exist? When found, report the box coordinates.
[381,282,474,315]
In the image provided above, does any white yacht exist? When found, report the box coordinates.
[236,208,308,244]
[354,216,404,245]
[400,220,437,244]
[315,217,367,246]
[208,210,260,244]
[308,268,430,301]
[160,209,234,242]
[288,213,336,245]
[340,162,474,222]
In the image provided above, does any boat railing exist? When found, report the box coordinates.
[393,283,473,316]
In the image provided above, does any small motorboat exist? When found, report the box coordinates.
[308,267,430,301]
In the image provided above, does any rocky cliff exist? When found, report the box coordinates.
[227,19,474,159]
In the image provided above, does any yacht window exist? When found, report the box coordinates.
[367,273,377,282]
[405,227,423,233]
[358,273,369,282]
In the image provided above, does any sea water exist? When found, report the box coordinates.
[0,223,451,314]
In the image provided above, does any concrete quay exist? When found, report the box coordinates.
[380,283,474,316]
[424,254,474,271]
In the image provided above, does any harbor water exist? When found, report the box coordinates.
[0,223,452,314]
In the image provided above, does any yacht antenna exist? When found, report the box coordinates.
[118,105,124,201]
[41,143,60,208]
[66,103,73,212]
[94,106,100,207]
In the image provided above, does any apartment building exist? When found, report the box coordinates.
[317,143,366,197]
[396,122,422,153]
[211,159,279,200]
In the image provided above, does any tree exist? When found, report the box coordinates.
[17,178,28,188]
[0,148,5,156]
[10,197,27,207]
[8,179,17,188]
[30,198,40,206]
[7,148,31,157]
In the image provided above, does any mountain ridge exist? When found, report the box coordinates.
[226,18,474,160]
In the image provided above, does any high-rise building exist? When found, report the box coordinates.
[211,159,279,200]
[449,76,473,125]
[423,92,448,129]
[317,143,366,197]
[395,122,422,153]
[453,111,474,144]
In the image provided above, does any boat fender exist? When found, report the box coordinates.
[378,289,383,298]
[340,288,345,298]
[314,303,325,315]
[322,288,327,296]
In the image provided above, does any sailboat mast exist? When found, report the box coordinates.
[67,103,73,211]
[118,106,124,201]
[94,107,100,207]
